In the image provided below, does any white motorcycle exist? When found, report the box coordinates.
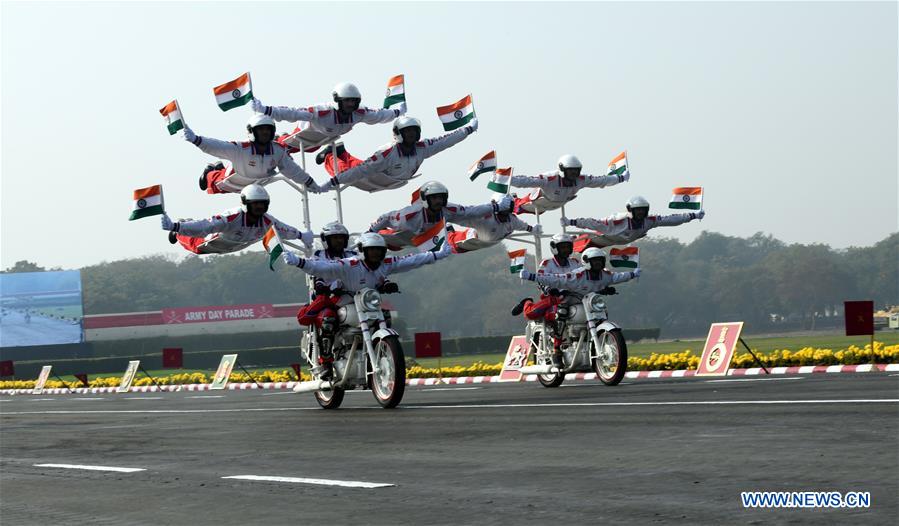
[294,287,405,409]
[518,290,627,388]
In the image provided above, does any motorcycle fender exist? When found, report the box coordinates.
[371,328,399,341]
[595,320,621,333]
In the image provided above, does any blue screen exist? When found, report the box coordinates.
[0,270,83,347]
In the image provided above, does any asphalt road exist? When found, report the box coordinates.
[1,373,897,525]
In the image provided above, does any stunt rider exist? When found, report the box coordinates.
[295,222,357,338]
[510,154,629,213]
[446,194,542,253]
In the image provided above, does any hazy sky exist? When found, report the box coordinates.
[1,1,896,270]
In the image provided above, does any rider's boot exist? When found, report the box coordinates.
[511,298,532,316]
[551,338,564,369]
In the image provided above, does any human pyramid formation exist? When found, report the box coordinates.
[136,72,705,329]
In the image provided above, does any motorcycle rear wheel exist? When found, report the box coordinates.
[370,336,406,409]
[314,386,345,409]
[592,329,628,386]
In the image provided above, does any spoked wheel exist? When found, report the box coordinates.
[314,386,345,409]
[370,336,406,408]
[592,329,628,386]
[532,336,564,388]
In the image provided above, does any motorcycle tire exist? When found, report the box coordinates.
[370,336,406,409]
[592,328,628,386]
[314,387,345,409]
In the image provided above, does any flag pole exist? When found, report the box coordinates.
[331,142,345,224]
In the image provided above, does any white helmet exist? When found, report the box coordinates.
[419,181,449,200]
[393,116,422,140]
[320,221,349,240]
[240,184,270,211]
[558,154,583,171]
[332,82,362,101]
[357,232,387,250]
[246,113,275,131]
[549,233,575,255]
[581,247,606,266]
[626,195,651,211]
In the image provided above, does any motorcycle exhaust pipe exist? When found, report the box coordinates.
[518,365,562,374]
[293,379,333,393]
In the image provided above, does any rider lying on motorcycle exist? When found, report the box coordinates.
[512,248,641,366]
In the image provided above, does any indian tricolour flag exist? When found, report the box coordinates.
[609,247,639,269]
[607,151,628,177]
[262,225,284,271]
[468,151,497,181]
[436,94,475,131]
[508,249,527,274]
[129,185,164,221]
[213,72,253,112]
[669,187,703,210]
[159,100,184,135]
[488,167,512,195]
[412,219,447,253]
[383,74,406,112]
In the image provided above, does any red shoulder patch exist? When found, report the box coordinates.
[240,141,251,148]
[415,141,425,148]
[349,260,359,267]
[575,271,585,279]
[225,213,240,222]
[354,109,366,115]
[317,109,332,117]
[384,257,395,264]
[539,259,549,267]
[404,211,418,220]
[612,218,626,225]
[380,146,394,158]
[263,217,272,225]
[546,176,558,182]
[445,206,459,213]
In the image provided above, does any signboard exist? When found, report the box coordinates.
[0,270,83,347]
[696,322,744,376]
[32,365,53,394]
[499,336,530,382]
[414,332,442,358]
[844,301,874,336]
[161,304,273,324]
[210,354,238,390]
[0,360,14,377]
[117,360,141,393]
[162,348,183,368]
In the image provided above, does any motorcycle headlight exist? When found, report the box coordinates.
[361,289,382,311]
[590,296,607,312]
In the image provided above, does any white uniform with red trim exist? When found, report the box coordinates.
[262,103,400,137]
[190,136,327,193]
[368,202,495,249]
[176,208,306,254]
[292,252,444,299]
[572,212,697,247]
[331,128,474,189]
[310,248,358,293]
[511,170,627,210]
[538,255,582,276]
[532,268,637,294]
[448,212,536,252]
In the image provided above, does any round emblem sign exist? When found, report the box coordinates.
[136,198,147,209]
[621,255,629,261]
[231,89,241,99]
[453,110,463,120]
[682,195,691,202]
[385,88,391,97]
[477,161,484,170]
[705,344,727,371]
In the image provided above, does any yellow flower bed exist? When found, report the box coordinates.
[2,343,896,389]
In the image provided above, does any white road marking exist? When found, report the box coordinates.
[123,397,163,400]
[34,463,146,473]
[72,397,105,401]
[3,399,897,416]
[889,374,899,377]
[222,474,393,489]
[421,387,482,392]
[705,377,804,383]
[186,395,224,399]
[261,391,295,396]
[28,398,57,401]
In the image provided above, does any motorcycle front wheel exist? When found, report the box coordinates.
[370,336,406,409]
[592,329,628,386]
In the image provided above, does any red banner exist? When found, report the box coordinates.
[161,304,274,324]
[415,332,442,358]
[0,360,14,377]
[162,348,183,368]
[844,301,874,336]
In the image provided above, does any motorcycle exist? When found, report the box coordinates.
[518,289,627,388]
[294,287,405,409]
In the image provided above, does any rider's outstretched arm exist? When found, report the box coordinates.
[285,254,350,281]
[651,211,704,227]
[172,215,229,237]
[358,107,402,124]
[330,151,389,189]
[421,124,476,159]
[385,243,452,274]
[510,172,553,189]
[278,155,329,194]
[583,172,629,188]
[566,215,615,231]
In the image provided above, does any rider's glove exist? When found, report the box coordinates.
[599,286,617,295]
[160,214,179,232]
[519,269,535,281]
[251,97,268,114]
[690,210,706,220]
[434,241,453,260]
[630,268,642,279]
[329,177,340,189]
[464,117,479,135]
[181,126,197,144]
[530,224,543,236]
[379,282,400,294]
[546,288,562,297]
[282,251,302,267]
[313,281,331,296]
[300,230,315,249]
[618,171,630,183]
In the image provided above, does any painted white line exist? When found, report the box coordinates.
[705,377,804,383]
[222,475,393,489]
[34,463,146,473]
[72,397,105,401]
[28,398,57,401]
[185,395,225,399]
[889,374,899,377]
[123,397,163,400]
[4,399,898,416]
[261,392,295,396]
[421,387,482,392]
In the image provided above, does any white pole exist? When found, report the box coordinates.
[331,142,344,224]
[299,142,312,236]
[560,203,568,234]
[533,207,543,263]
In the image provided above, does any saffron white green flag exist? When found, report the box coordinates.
[607,151,628,177]
[159,100,184,135]
[412,219,447,253]
[129,185,164,221]
[436,94,475,131]
[669,187,703,210]
[383,74,406,112]
[468,151,497,181]
[609,247,639,269]
[213,72,253,111]
[262,225,284,271]
[508,249,527,274]
[488,167,513,195]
